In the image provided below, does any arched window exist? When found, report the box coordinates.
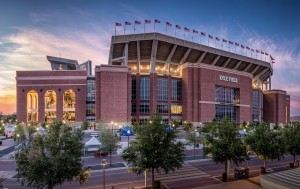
[45,90,57,123]
[27,90,38,122]
[63,90,76,122]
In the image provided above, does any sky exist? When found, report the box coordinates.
[0,0,299,116]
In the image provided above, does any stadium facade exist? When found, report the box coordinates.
[16,32,290,127]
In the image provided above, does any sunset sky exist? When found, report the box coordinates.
[0,0,299,115]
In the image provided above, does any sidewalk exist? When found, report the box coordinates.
[193,177,262,189]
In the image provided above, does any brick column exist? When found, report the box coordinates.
[38,91,45,124]
[150,73,157,115]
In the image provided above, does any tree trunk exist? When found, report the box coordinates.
[109,152,111,166]
[226,160,230,178]
[264,158,266,169]
[224,160,227,176]
[193,143,195,157]
[151,167,155,189]
[293,154,296,164]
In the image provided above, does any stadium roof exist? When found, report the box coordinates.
[109,32,273,82]
[47,56,79,70]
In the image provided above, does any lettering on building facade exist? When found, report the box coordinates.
[219,75,238,83]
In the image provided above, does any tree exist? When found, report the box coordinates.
[16,121,89,189]
[245,122,285,172]
[183,121,193,132]
[205,117,248,178]
[0,121,4,135]
[283,123,300,164]
[99,129,120,166]
[185,130,204,158]
[122,113,185,188]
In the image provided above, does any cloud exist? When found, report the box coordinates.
[29,12,50,23]
[244,36,300,116]
[0,26,111,113]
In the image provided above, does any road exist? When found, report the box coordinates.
[1,155,299,189]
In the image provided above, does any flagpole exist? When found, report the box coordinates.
[154,22,156,33]
[115,24,116,36]
[124,25,126,35]
[192,33,194,42]
[166,24,167,34]
[134,23,136,34]
[208,37,209,46]
[144,22,145,33]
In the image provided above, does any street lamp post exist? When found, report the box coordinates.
[101,159,107,189]
[111,121,114,133]
[127,130,130,147]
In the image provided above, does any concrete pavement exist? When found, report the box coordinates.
[194,177,262,189]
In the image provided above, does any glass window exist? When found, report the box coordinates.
[171,104,182,114]
[157,78,168,100]
[172,79,182,101]
[140,77,150,100]
[45,90,57,123]
[132,77,136,100]
[252,91,259,121]
[157,103,168,113]
[215,86,238,123]
[27,90,38,122]
[86,116,96,122]
[86,103,95,115]
[140,102,150,114]
[86,80,95,101]
[63,90,76,122]
[132,101,136,114]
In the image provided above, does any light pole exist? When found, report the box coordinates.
[101,159,107,189]
[111,121,114,133]
[127,130,130,147]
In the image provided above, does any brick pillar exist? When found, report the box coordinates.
[136,74,141,123]
[150,73,157,115]
[168,75,172,123]
[56,90,63,121]
[193,67,199,122]
[182,67,193,122]
[38,91,45,124]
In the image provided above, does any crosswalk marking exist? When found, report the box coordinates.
[155,164,211,184]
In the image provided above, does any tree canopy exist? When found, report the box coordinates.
[283,122,300,163]
[122,113,185,188]
[16,121,89,189]
[245,122,285,170]
[99,129,120,166]
[205,117,248,177]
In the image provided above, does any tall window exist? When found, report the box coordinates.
[132,77,136,100]
[63,90,76,122]
[140,102,150,114]
[157,103,168,113]
[86,103,95,115]
[252,91,259,121]
[132,101,136,114]
[86,80,95,101]
[44,90,56,123]
[171,103,182,114]
[140,77,150,100]
[215,86,238,122]
[27,90,38,122]
[157,78,168,100]
[172,79,182,101]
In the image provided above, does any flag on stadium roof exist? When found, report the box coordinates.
[184,27,190,32]
[201,32,206,36]
[256,50,260,53]
[115,23,122,26]
[216,37,220,41]
[193,30,199,34]
[241,45,244,48]
[135,21,141,25]
[261,51,265,54]
[155,19,161,23]
[265,52,269,55]
[246,46,250,50]
[251,49,254,51]
[125,21,131,25]
[145,20,151,24]
[166,22,172,26]
[235,43,240,46]
[229,41,233,44]
[176,25,181,29]
[270,55,275,60]
[208,35,213,39]
[222,39,228,43]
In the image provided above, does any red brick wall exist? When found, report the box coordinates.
[95,65,131,123]
[263,90,290,124]
[16,71,87,124]
[182,65,252,123]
